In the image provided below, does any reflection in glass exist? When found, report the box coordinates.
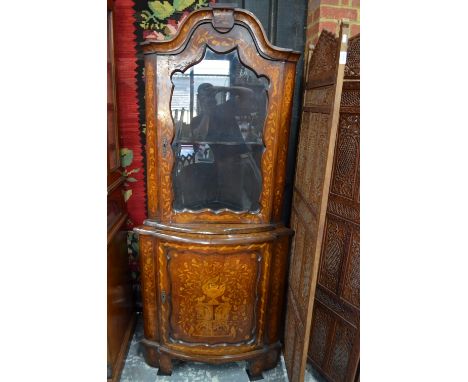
[171,48,269,212]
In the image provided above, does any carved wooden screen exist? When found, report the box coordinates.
[307,33,360,382]
[284,23,349,382]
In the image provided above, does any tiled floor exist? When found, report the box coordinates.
[121,314,325,382]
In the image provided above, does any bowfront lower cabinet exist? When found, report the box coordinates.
[135,5,299,377]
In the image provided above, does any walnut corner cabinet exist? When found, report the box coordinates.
[134,5,300,377]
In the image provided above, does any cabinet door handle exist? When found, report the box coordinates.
[161,290,166,304]
[162,137,167,157]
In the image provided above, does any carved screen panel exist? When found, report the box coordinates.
[307,33,360,382]
[284,24,349,382]
[171,48,268,213]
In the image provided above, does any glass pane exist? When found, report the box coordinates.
[171,48,268,212]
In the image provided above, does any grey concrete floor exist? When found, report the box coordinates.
[120,313,325,382]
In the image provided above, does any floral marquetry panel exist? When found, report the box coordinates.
[167,251,260,344]
[149,234,280,359]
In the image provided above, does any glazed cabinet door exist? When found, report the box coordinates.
[156,241,272,355]
[142,7,299,224]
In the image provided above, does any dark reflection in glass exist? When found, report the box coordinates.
[171,48,268,212]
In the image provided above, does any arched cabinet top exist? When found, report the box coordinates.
[141,5,300,63]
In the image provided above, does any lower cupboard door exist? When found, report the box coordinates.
[156,241,271,353]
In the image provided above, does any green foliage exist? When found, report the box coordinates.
[120,149,140,199]
[123,189,133,202]
[140,10,164,30]
[139,0,210,31]
[120,148,134,168]
[174,0,195,12]
[148,0,175,20]
[193,0,209,10]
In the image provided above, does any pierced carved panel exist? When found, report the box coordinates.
[300,231,313,305]
[295,112,331,208]
[315,287,359,327]
[307,30,339,87]
[328,322,356,381]
[327,194,360,224]
[304,85,335,107]
[309,113,331,205]
[331,114,360,200]
[344,34,360,79]
[168,251,260,344]
[318,217,350,294]
[294,111,312,199]
[289,218,306,294]
[340,88,360,108]
[308,304,333,367]
[341,228,360,308]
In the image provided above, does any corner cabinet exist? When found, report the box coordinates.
[134,5,299,377]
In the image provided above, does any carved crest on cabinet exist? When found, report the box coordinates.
[212,7,235,33]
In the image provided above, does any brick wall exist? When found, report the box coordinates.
[306,0,360,46]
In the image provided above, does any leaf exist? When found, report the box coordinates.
[120,148,134,168]
[174,0,195,12]
[194,0,209,10]
[127,168,140,175]
[127,177,137,183]
[148,1,175,20]
[123,189,133,202]
[131,242,139,252]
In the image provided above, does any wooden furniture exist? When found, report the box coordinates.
[307,33,360,382]
[283,23,353,382]
[135,5,299,377]
[107,2,135,381]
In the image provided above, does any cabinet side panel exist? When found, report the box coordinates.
[266,235,290,344]
[139,235,159,340]
[272,62,297,222]
[145,56,158,219]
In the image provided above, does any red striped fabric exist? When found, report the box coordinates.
[113,0,147,228]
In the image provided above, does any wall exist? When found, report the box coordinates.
[306,0,360,46]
